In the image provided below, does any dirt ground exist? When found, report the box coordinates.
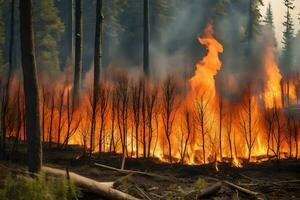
[1,144,300,200]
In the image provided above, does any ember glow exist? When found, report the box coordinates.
[5,23,300,167]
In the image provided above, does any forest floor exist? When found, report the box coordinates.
[1,143,300,200]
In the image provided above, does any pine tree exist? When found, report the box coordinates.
[264,3,274,29]
[247,0,263,43]
[263,3,277,47]
[56,0,74,70]
[282,0,295,73]
[293,13,300,71]
[33,0,65,74]
[104,0,127,38]
[152,0,175,36]
[282,0,294,52]
[103,0,127,69]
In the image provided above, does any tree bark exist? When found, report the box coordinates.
[73,0,83,108]
[219,98,222,161]
[90,0,104,159]
[143,0,150,75]
[19,0,42,173]
[42,166,139,200]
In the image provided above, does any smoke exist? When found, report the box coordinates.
[211,2,278,104]
[150,0,218,79]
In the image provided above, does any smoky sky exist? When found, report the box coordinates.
[262,0,300,50]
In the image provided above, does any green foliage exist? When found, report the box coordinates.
[155,0,176,30]
[104,0,127,40]
[281,0,295,72]
[0,174,79,200]
[282,0,295,51]
[33,0,65,74]
[263,3,277,47]
[263,3,274,29]
[194,178,206,189]
[247,0,264,41]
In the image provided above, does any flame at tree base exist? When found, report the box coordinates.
[2,23,299,167]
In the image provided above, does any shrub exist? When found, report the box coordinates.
[0,173,79,200]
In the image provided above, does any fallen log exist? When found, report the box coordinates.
[42,166,139,200]
[223,180,259,196]
[184,182,222,200]
[94,162,172,181]
[135,185,152,200]
[198,181,222,198]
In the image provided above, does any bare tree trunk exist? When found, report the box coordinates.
[275,108,281,160]
[131,81,142,158]
[57,90,64,148]
[48,94,55,149]
[99,85,109,154]
[109,92,116,153]
[143,0,150,75]
[181,109,191,164]
[146,86,157,158]
[1,0,16,160]
[11,83,22,157]
[162,77,176,163]
[73,0,83,108]
[141,82,146,158]
[294,120,299,159]
[227,113,233,161]
[288,117,293,158]
[65,89,73,147]
[90,0,104,160]
[41,87,46,143]
[219,98,223,161]
[247,95,252,162]
[152,110,159,157]
[20,0,42,173]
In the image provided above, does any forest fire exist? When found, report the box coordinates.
[2,1,300,199]
[1,23,299,168]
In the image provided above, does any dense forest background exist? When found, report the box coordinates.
[3,0,298,79]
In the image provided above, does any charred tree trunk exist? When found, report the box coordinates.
[99,85,109,155]
[162,78,176,163]
[146,87,157,159]
[246,95,252,162]
[227,114,233,161]
[109,92,116,153]
[143,0,150,75]
[288,117,293,158]
[57,90,64,148]
[275,108,281,160]
[1,0,16,159]
[41,87,46,143]
[294,120,298,159]
[219,98,223,161]
[73,0,83,108]
[65,89,73,147]
[19,0,42,173]
[181,109,191,164]
[90,0,103,160]
[141,82,146,158]
[11,84,22,156]
[131,82,141,158]
[48,95,55,149]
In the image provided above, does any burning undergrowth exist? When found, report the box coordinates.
[1,22,299,168]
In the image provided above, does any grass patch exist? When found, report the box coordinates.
[194,178,206,189]
[0,173,79,200]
